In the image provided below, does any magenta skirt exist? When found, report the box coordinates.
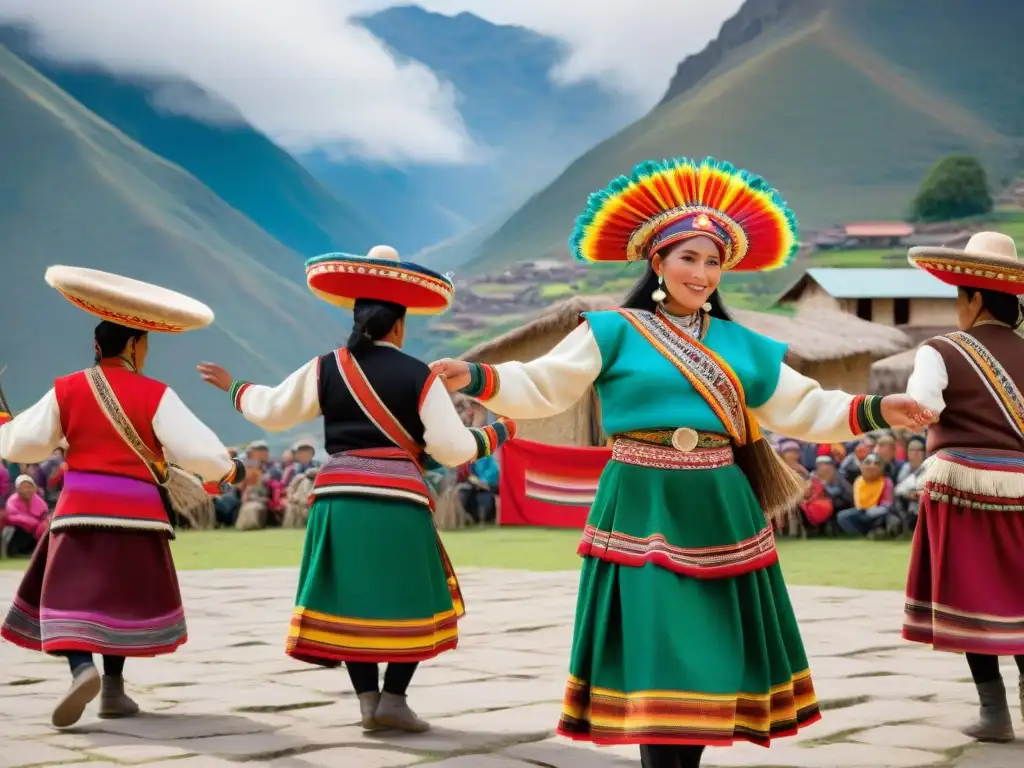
[1,528,187,656]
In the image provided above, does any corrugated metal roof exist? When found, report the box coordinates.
[804,268,958,299]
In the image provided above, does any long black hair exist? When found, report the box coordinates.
[960,286,1023,329]
[346,298,407,354]
[93,321,147,364]
[620,257,731,320]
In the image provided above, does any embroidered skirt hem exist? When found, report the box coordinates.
[903,473,1024,655]
[286,606,460,664]
[556,671,822,747]
[0,528,186,656]
[578,525,778,578]
[288,495,464,666]
[579,460,777,576]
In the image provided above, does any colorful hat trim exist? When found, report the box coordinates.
[305,245,454,316]
[908,232,1024,295]
[570,156,798,272]
[45,266,214,333]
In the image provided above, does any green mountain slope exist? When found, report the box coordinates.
[473,0,1023,272]
[0,26,385,260]
[0,47,345,443]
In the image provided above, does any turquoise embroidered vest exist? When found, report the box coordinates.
[584,310,787,437]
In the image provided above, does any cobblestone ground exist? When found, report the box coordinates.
[1,568,1022,768]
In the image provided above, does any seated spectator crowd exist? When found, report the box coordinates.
[774,429,928,540]
[1,400,504,557]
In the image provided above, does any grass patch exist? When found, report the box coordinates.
[810,248,906,267]
[539,282,574,299]
[0,529,914,590]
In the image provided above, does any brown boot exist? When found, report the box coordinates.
[98,675,140,719]
[374,692,429,733]
[962,679,1015,743]
[52,665,101,728]
[357,691,381,731]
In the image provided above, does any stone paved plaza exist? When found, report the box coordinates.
[1,568,1022,768]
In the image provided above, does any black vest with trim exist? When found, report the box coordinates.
[317,344,431,456]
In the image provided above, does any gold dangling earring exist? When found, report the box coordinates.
[651,274,667,303]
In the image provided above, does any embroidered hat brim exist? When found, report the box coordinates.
[45,266,215,333]
[908,235,1024,295]
[305,252,454,316]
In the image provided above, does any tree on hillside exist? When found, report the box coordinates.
[912,154,993,222]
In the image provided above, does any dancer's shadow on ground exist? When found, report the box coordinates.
[66,711,278,741]
[61,713,542,764]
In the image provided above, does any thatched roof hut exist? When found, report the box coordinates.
[459,296,911,445]
[461,295,618,363]
[869,347,919,395]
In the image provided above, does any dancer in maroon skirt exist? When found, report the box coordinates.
[901,232,1024,742]
[0,266,244,728]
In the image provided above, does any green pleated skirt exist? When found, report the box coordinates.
[286,495,464,665]
[559,458,820,747]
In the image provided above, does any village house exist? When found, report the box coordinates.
[842,221,916,247]
[777,268,957,338]
[813,221,917,250]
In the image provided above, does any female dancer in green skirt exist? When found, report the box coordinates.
[198,245,516,733]
[432,157,933,767]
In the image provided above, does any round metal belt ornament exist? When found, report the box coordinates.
[671,427,699,453]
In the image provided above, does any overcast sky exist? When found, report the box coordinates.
[0,0,744,164]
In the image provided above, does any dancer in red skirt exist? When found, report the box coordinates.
[902,232,1024,742]
[0,266,244,728]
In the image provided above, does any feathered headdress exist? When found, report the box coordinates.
[570,156,799,271]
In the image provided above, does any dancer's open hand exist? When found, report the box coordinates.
[197,362,232,392]
[430,358,472,393]
[880,394,937,430]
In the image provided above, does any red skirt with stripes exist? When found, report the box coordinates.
[903,489,1024,655]
[2,528,187,656]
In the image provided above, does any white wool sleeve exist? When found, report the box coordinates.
[475,323,603,419]
[0,389,64,463]
[905,345,947,415]
[419,377,480,467]
[236,358,322,432]
[752,364,861,443]
[153,388,236,482]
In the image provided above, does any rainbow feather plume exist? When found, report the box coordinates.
[569,156,799,272]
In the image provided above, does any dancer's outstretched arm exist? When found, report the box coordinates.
[198,359,321,433]
[419,373,516,468]
[904,346,947,415]
[198,359,516,467]
[0,389,63,463]
[152,388,245,483]
[431,322,602,420]
[752,364,934,442]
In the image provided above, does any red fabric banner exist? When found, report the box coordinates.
[498,439,611,527]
